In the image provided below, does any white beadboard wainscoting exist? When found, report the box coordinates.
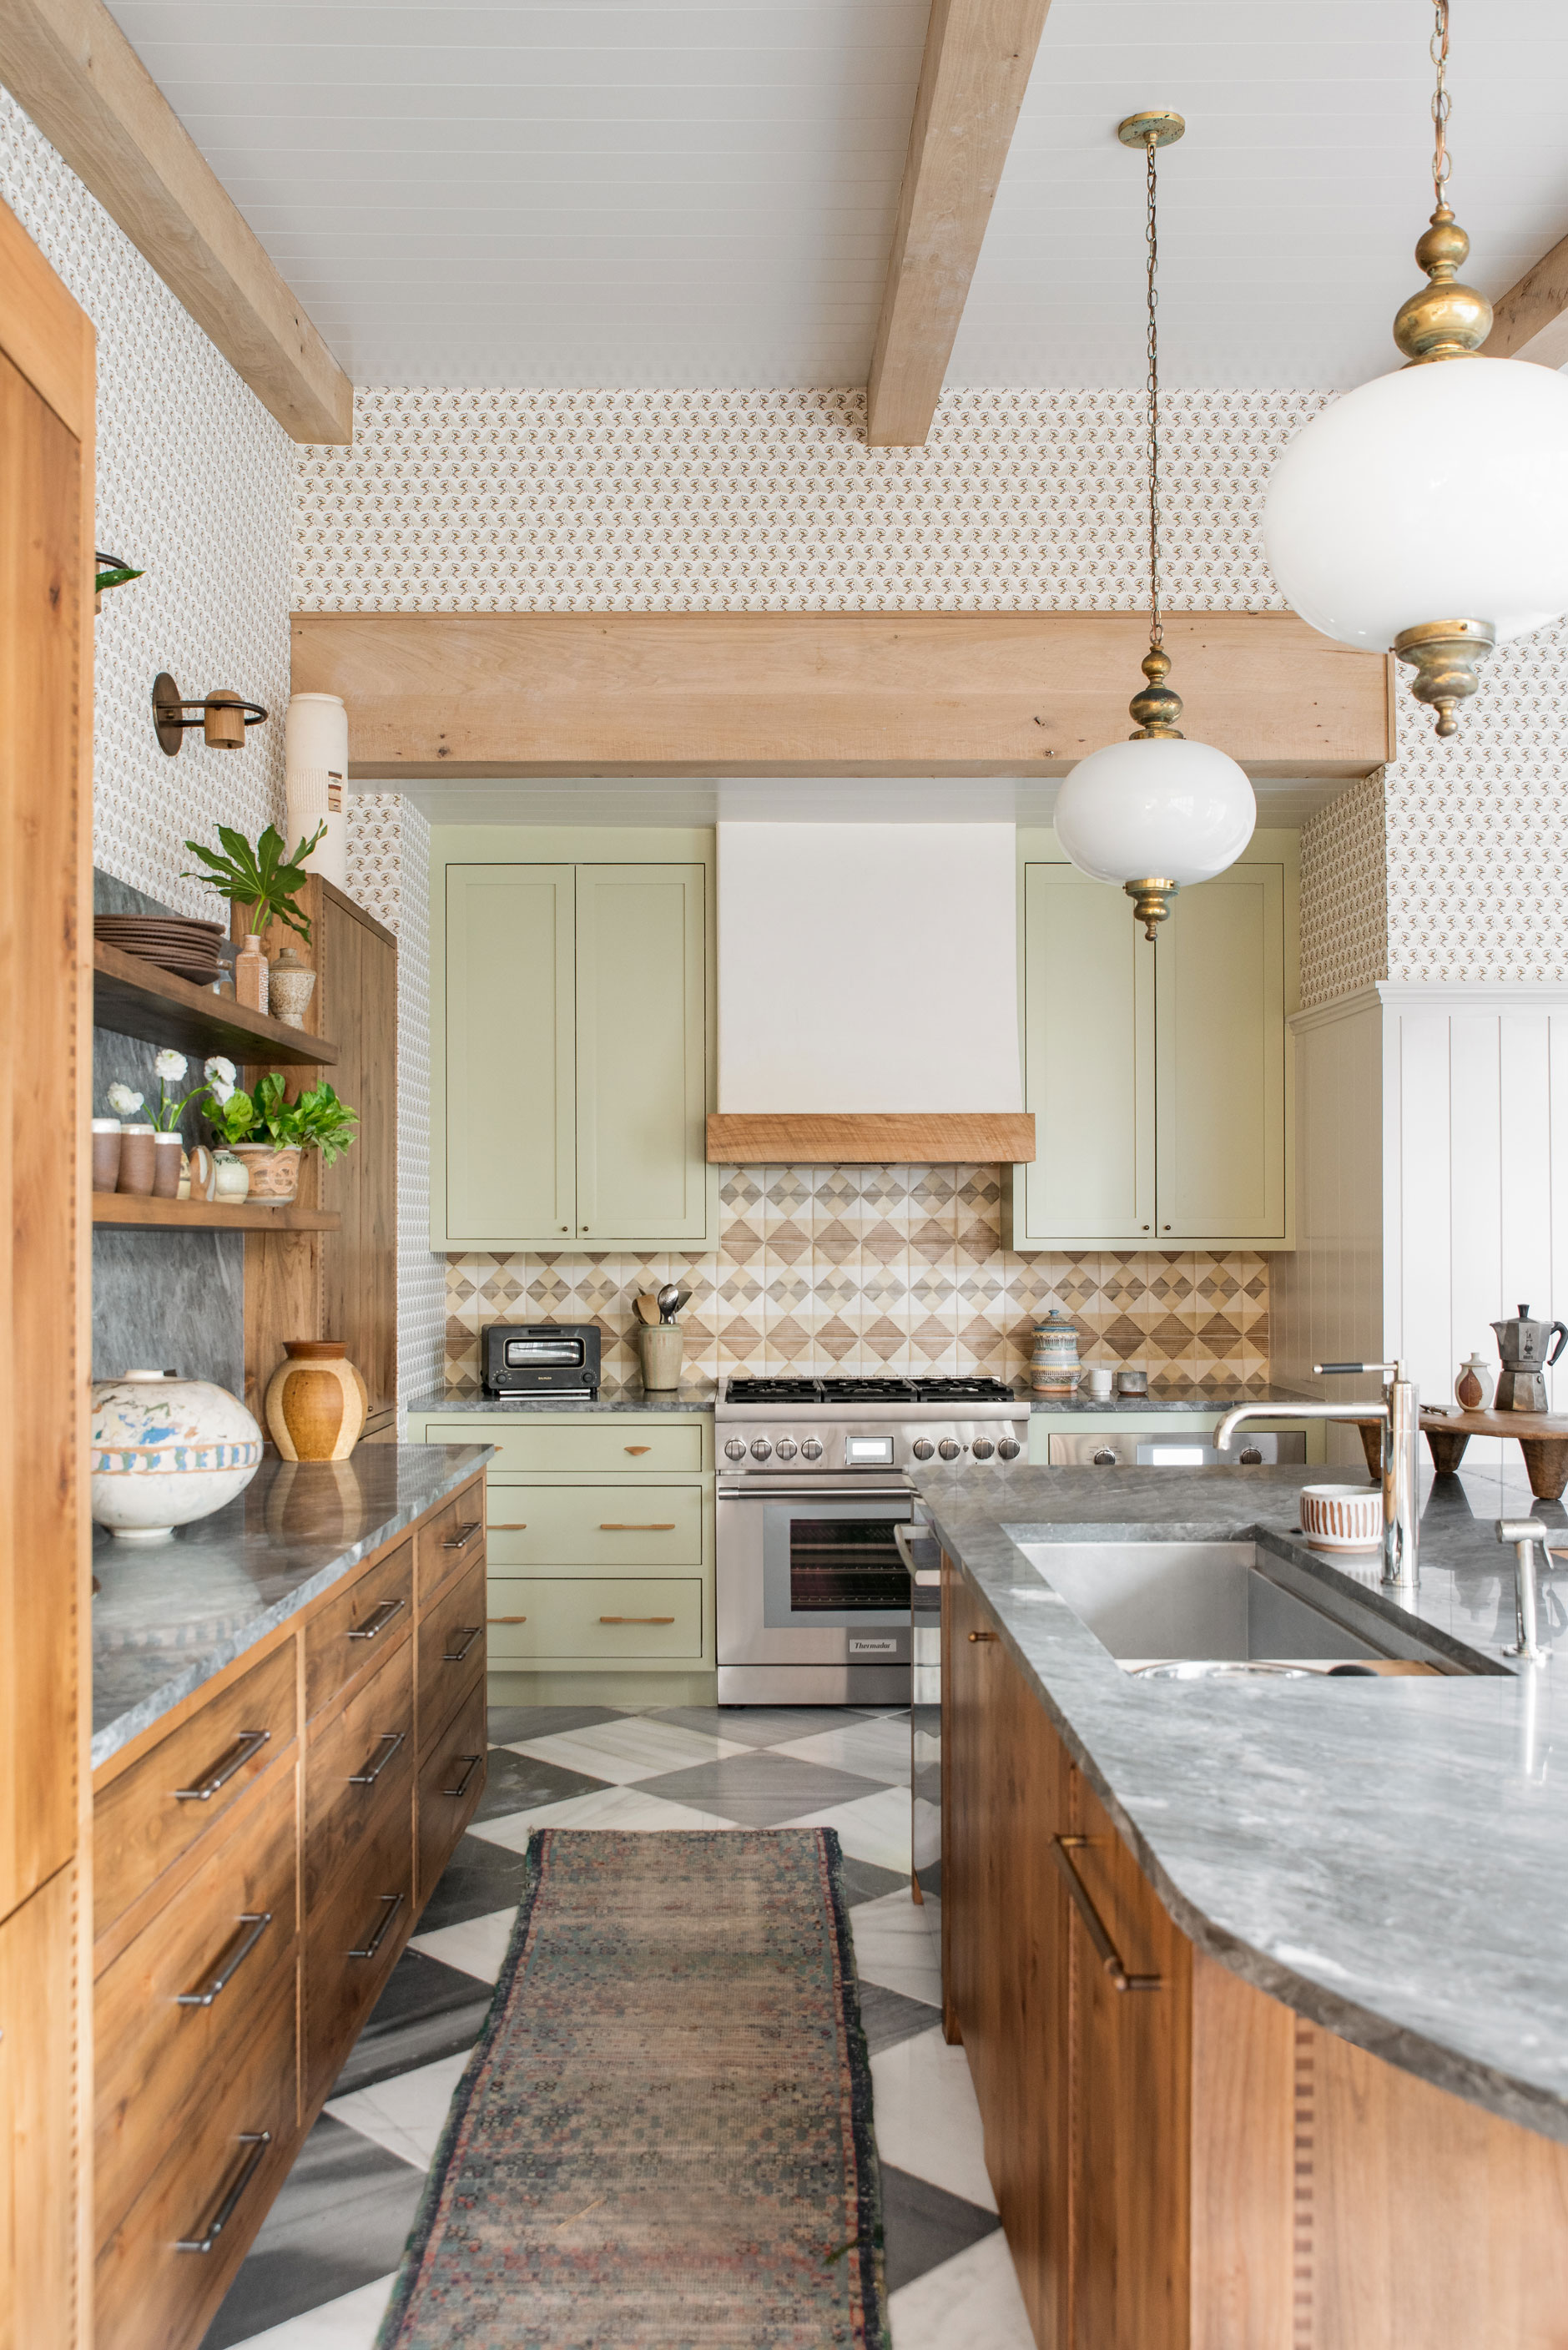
[1274,984,1568,1469]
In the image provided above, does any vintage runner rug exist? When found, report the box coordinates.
[377,1827,890,2349]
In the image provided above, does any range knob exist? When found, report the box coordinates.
[1239,1445,1263,1466]
[937,1438,963,1460]
[800,1436,824,1461]
[996,1437,1021,1460]
[723,1436,748,1461]
[911,1437,935,1460]
[971,1437,995,1460]
[774,1436,798,1460]
[1092,1446,1119,1466]
[750,1436,773,1460]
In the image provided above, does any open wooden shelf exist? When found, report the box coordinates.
[93,1195,340,1233]
[93,941,339,1068]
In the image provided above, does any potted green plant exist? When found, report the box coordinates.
[181,822,327,1014]
[202,1072,358,1204]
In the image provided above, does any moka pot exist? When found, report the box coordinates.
[1490,1304,1568,1413]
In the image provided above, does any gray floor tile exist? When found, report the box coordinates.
[199,2116,423,2349]
[330,1947,489,2098]
[414,1827,532,1934]
[475,1747,611,1820]
[858,1979,943,2056]
[657,1704,878,1748]
[634,1751,887,1826]
[880,2163,1000,2295]
[486,1702,628,1744]
[839,1855,911,1908]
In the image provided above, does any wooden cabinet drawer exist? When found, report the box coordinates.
[96,1768,298,2251]
[95,1969,296,2350]
[416,1475,486,1608]
[416,1552,487,1733]
[421,1417,704,1476]
[487,1576,703,1662]
[416,1674,487,1909]
[304,1636,414,1913]
[486,1484,702,1569]
[304,1537,413,1722]
[95,1642,297,1939]
[305,1773,415,2102]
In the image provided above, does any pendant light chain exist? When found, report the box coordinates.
[1430,0,1451,204]
[1144,131,1162,653]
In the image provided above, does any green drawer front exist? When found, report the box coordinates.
[418,1419,705,1476]
[484,1484,703,1569]
[487,1577,703,1662]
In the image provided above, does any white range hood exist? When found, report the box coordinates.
[708,821,1035,1165]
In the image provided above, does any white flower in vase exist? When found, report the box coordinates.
[153,1048,188,1082]
[106,1082,144,1118]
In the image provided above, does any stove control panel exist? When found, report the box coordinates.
[800,1437,824,1460]
[715,1415,1027,1474]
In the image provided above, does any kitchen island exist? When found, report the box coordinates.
[915,1460,1568,2350]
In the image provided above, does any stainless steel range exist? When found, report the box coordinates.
[715,1374,1026,1704]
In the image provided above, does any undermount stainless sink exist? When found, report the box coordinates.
[1013,1539,1465,1676]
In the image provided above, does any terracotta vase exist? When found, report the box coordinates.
[151,1132,184,1198]
[234,932,269,1014]
[265,1339,368,1461]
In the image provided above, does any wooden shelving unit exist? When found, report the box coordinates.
[92,940,340,1067]
[93,1195,340,1233]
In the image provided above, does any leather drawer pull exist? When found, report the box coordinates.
[600,1522,675,1531]
[347,1730,406,1787]
[600,1615,675,1625]
[441,1520,481,1551]
[488,1614,527,1624]
[347,1596,406,1641]
[442,1626,482,1664]
[176,1912,272,2008]
[175,1728,270,1803]
[348,1891,406,1961]
[175,2131,270,2253]
[490,1522,527,1531]
[441,1754,482,1801]
[967,1631,997,1643]
[624,1445,652,1455]
[1051,1835,1162,1994]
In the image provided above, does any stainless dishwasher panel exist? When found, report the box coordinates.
[1047,1429,1307,1468]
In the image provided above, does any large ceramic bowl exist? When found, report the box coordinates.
[91,1370,263,1543]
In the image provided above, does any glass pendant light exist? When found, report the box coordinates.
[1052,112,1256,941]
[1263,2,1568,738]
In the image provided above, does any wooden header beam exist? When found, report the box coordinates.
[1485,227,1568,370]
[0,0,352,444]
[290,608,1394,782]
[866,0,1055,447]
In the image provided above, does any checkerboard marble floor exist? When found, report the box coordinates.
[200,1702,1035,2350]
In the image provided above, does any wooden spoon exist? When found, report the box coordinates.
[633,1294,661,1326]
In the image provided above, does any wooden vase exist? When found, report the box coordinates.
[265,1340,368,1461]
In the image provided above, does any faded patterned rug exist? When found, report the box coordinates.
[377,1828,890,2349]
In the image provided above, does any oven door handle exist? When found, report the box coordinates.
[717,1484,915,1505]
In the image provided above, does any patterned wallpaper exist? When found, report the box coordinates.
[1298,773,1389,1009]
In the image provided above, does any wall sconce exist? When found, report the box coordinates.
[152,671,269,755]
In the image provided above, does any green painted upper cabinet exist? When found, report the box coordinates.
[433,839,717,1253]
[1005,840,1294,1252]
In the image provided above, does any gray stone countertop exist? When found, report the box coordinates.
[92,1444,495,1772]
[1027,1382,1313,1413]
[913,1458,1568,2146]
[406,1385,718,1415]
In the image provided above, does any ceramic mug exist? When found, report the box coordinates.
[91,1119,121,1193]
[1084,1368,1114,1399]
[116,1124,156,1196]
[151,1132,184,1198]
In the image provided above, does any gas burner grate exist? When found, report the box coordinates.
[915,1376,1019,1404]
[818,1378,920,1404]
[724,1378,822,1404]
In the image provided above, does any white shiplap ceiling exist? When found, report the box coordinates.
[107,0,1568,391]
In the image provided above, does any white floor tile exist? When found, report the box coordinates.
[469,1784,737,1849]
[769,1717,912,1787]
[325,2050,470,2172]
[850,1888,943,2005]
[779,1784,912,1875]
[888,2231,1035,2350]
[225,2273,397,2350]
[504,1718,749,1785]
[870,2025,996,2212]
[408,1905,516,1984]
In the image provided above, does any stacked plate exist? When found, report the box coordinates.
[94,915,226,986]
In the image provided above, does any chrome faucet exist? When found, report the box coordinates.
[1495,1520,1560,1664]
[1215,1361,1420,1598]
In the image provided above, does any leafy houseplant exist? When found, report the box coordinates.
[201,1072,358,1204]
[181,822,328,942]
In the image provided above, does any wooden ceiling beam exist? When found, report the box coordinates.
[1484,227,1568,369]
[865,0,1055,448]
[290,608,1393,782]
[0,0,352,444]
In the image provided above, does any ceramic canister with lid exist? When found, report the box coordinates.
[1030,1309,1081,1394]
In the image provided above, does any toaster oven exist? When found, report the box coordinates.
[482,1322,601,1399]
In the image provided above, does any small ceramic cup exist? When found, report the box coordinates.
[151,1132,184,1198]
[116,1124,156,1196]
[212,1150,250,1203]
[1115,1368,1149,1396]
[1084,1367,1115,1399]
[91,1119,122,1193]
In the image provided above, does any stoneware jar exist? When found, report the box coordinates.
[116,1122,156,1196]
[90,1369,263,1543]
[234,932,269,1014]
[268,946,317,1030]
[637,1321,684,1394]
[233,1142,302,1203]
[265,1339,368,1461]
[151,1131,184,1198]
[212,1148,250,1202]
[91,1119,121,1193]
[1030,1309,1081,1395]
[1455,1352,1495,1410]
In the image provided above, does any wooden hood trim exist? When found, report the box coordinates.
[706,1112,1036,1166]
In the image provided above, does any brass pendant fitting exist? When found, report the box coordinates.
[1394,205,1493,365]
[1117,111,1185,150]
[1393,618,1496,738]
[1125,880,1179,941]
[1128,647,1185,739]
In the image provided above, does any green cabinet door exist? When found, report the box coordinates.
[1153,863,1286,1242]
[441,865,576,1245]
[574,864,711,1244]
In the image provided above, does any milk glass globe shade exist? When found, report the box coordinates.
[1263,357,1568,652]
[1051,734,1257,888]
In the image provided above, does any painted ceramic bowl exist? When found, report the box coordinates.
[90,1370,263,1543]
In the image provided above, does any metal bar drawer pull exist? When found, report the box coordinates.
[441,1626,482,1663]
[600,1615,675,1625]
[176,1912,273,2008]
[175,2132,271,2252]
[441,1755,482,1801]
[175,1728,270,1802]
[347,1731,406,1787]
[1051,1835,1162,1993]
[347,1596,406,1641]
[441,1520,481,1551]
[349,1892,406,1960]
[599,1522,676,1531]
